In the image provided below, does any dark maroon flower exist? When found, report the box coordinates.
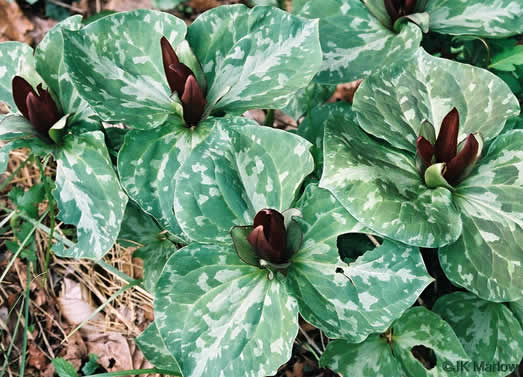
[247,209,291,265]
[161,36,206,126]
[12,76,62,140]
[385,0,417,24]
[416,108,481,186]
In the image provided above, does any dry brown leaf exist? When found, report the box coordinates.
[0,0,34,44]
[58,330,88,370]
[58,278,103,330]
[105,0,152,11]
[28,343,48,370]
[328,79,364,104]
[28,17,58,45]
[189,0,220,11]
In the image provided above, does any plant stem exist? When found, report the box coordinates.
[0,209,49,284]
[18,259,32,377]
[35,157,55,285]
[0,154,32,192]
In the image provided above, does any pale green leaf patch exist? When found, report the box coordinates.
[439,130,523,302]
[321,307,469,377]
[433,292,523,377]
[62,9,187,129]
[188,4,322,114]
[426,0,523,38]
[297,0,422,84]
[136,321,182,373]
[117,115,222,237]
[174,122,314,243]
[154,242,299,377]
[0,42,35,113]
[286,184,433,340]
[320,114,462,248]
[353,48,520,154]
[53,131,128,260]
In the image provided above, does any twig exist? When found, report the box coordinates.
[299,325,322,356]
[47,0,85,13]
[367,234,381,247]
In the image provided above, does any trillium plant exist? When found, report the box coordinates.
[0,2,521,377]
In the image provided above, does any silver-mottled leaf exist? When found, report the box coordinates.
[0,42,34,112]
[53,131,128,259]
[154,242,298,377]
[117,115,217,236]
[298,0,422,84]
[433,292,523,377]
[287,184,433,340]
[353,48,520,154]
[188,5,322,113]
[174,122,314,243]
[63,10,187,129]
[426,0,523,37]
[439,130,523,302]
[136,321,182,373]
[320,114,462,248]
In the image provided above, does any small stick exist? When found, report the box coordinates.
[299,326,322,356]
[47,0,85,13]
[367,234,381,247]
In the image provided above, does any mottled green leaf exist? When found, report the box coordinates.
[63,10,187,129]
[187,5,322,113]
[154,242,298,377]
[118,116,217,236]
[281,81,335,121]
[134,240,178,292]
[53,131,128,259]
[35,16,99,130]
[0,115,39,141]
[174,122,314,243]
[320,335,404,377]
[298,0,422,84]
[136,321,182,373]
[0,42,34,113]
[426,0,523,37]
[321,307,469,377]
[117,202,161,247]
[320,114,462,248]
[439,130,523,302]
[509,299,523,328]
[297,102,354,179]
[353,48,520,154]
[287,184,432,340]
[433,292,523,377]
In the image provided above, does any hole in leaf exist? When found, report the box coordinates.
[337,233,381,263]
[335,267,344,274]
[411,345,437,370]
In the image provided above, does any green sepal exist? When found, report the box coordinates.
[424,163,453,190]
[393,12,430,33]
[230,225,259,267]
[48,114,70,144]
[175,40,207,95]
[285,218,303,255]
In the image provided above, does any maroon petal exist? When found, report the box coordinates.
[435,108,459,163]
[26,91,61,136]
[444,134,479,185]
[384,0,400,23]
[12,76,37,120]
[404,0,417,14]
[161,36,180,92]
[181,75,207,125]
[416,136,434,167]
[166,62,193,96]
[247,225,281,263]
